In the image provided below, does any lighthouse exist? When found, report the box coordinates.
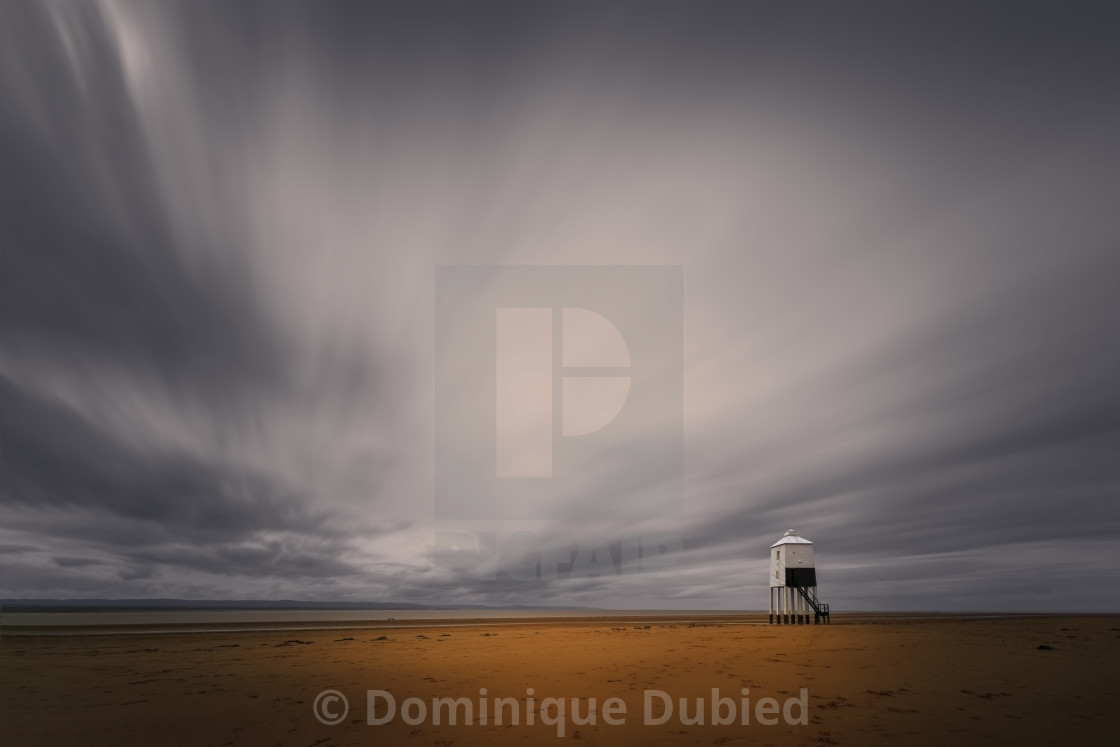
[768,529,829,624]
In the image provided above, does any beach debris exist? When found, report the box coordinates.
[373,636,389,641]
[818,697,854,711]
[1037,644,1055,650]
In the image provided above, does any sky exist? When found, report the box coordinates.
[1,1,1118,611]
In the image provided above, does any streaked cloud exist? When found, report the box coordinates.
[2,1,1118,611]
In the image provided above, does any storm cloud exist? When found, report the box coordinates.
[1,1,1118,611]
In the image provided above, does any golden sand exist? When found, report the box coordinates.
[1,615,1116,745]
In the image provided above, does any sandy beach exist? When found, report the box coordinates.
[1,614,1116,745]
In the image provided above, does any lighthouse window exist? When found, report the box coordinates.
[776,550,780,560]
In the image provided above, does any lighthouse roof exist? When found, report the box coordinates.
[771,529,813,547]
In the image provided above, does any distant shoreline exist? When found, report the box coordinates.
[1,610,1100,637]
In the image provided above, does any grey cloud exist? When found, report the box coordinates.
[2,1,1119,610]
[52,557,103,568]
[118,540,363,580]
[0,374,319,541]
[0,3,283,399]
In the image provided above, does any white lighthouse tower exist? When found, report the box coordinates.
[769,529,829,624]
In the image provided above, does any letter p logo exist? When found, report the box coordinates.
[436,266,682,520]
[496,307,632,478]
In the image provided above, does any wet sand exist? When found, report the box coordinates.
[1,614,1116,745]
